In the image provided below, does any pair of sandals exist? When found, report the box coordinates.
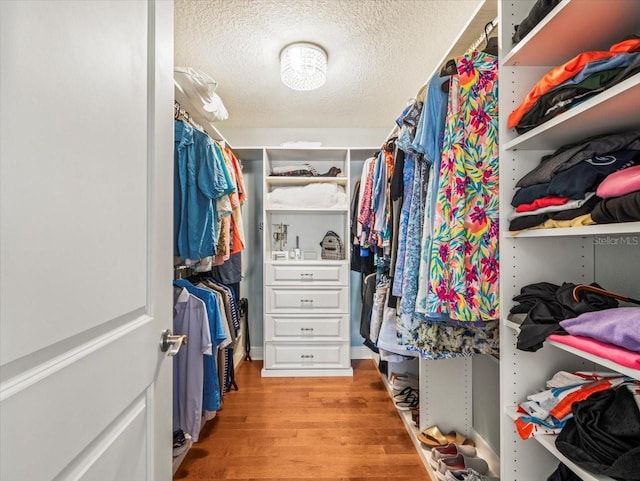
[394,386,419,411]
[417,425,474,449]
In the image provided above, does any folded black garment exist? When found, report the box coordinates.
[516,62,640,134]
[512,183,550,207]
[512,0,561,44]
[551,194,601,220]
[509,214,547,231]
[547,147,639,200]
[514,282,618,352]
[556,386,640,480]
[516,130,640,188]
[591,190,640,224]
[510,282,560,314]
[512,145,639,205]
[547,463,583,481]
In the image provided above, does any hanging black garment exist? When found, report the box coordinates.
[556,386,640,480]
[360,273,378,351]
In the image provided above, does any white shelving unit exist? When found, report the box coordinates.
[261,147,353,377]
[499,1,640,479]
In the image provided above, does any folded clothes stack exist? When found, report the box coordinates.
[513,370,640,480]
[508,131,640,232]
[508,36,640,134]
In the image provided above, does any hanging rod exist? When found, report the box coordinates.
[466,17,499,55]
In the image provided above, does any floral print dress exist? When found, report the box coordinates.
[425,49,500,323]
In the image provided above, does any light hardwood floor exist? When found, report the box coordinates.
[174,358,431,481]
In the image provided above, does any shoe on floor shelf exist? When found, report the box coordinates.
[436,453,490,481]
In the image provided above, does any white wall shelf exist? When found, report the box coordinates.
[265,207,349,213]
[502,0,640,67]
[505,222,640,238]
[546,339,640,380]
[499,1,640,479]
[503,319,640,379]
[265,176,348,186]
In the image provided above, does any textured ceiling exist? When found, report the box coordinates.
[174,0,483,130]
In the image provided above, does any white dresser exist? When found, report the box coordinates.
[261,148,354,376]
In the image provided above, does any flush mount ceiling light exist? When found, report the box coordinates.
[280,42,327,91]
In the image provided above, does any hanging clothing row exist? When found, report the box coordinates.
[354,30,500,361]
[172,104,248,455]
[172,273,242,445]
[173,111,247,273]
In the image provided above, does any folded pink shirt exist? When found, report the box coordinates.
[548,334,640,370]
[596,165,640,199]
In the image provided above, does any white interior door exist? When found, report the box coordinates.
[0,1,174,480]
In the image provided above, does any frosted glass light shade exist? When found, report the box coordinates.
[280,43,327,91]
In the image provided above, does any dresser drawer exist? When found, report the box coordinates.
[265,314,349,341]
[265,287,348,313]
[264,342,351,370]
[266,263,348,285]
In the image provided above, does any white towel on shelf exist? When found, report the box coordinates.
[267,183,347,209]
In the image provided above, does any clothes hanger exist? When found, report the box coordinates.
[481,21,499,55]
[572,284,640,305]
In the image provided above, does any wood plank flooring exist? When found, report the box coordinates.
[174,359,431,481]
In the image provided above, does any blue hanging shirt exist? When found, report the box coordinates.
[174,121,233,260]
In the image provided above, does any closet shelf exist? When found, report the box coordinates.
[546,338,640,380]
[265,207,349,213]
[502,0,640,67]
[503,73,640,152]
[504,222,640,238]
[265,176,348,186]
[172,439,193,475]
[503,319,640,379]
[380,373,500,479]
[504,406,612,481]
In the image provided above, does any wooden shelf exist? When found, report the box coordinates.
[505,222,640,239]
[502,0,640,67]
[504,406,613,481]
[503,73,640,152]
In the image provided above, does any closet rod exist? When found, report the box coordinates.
[466,17,498,55]
[174,100,227,149]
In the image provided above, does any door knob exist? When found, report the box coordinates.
[160,329,186,356]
